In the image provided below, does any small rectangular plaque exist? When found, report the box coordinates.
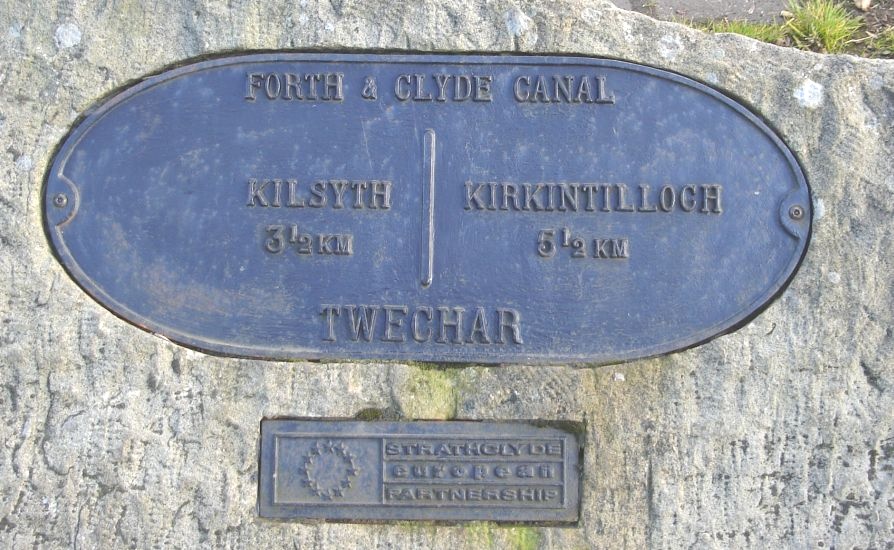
[258,420,580,522]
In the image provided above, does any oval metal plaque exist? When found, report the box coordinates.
[44,53,811,364]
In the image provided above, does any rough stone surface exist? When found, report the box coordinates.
[1,1,893,548]
[611,0,787,23]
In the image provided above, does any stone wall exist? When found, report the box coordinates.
[1,0,892,547]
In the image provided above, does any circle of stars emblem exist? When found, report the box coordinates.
[300,440,359,500]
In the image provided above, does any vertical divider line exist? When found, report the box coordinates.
[381,437,386,504]
[421,129,436,288]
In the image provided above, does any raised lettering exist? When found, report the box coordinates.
[247,178,270,206]
[474,75,493,102]
[514,76,531,101]
[702,184,723,213]
[245,73,263,100]
[411,307,433,342]
[496,309,523,344]
[383,305,408,342]
[321,305,340,341]
[395,74,412,100]
[437,307,465,344]
[346,305,378,342]
[467,307,492,344]
[323,72,343,101]
[465,181,487,210]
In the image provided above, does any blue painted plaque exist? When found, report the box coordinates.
[43,53,812,364]
[258,420,581,522]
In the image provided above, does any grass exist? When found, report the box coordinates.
[784,0,862,52]
[867,27,894,56]
[700,19,787,44]
[693,0,893,58]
